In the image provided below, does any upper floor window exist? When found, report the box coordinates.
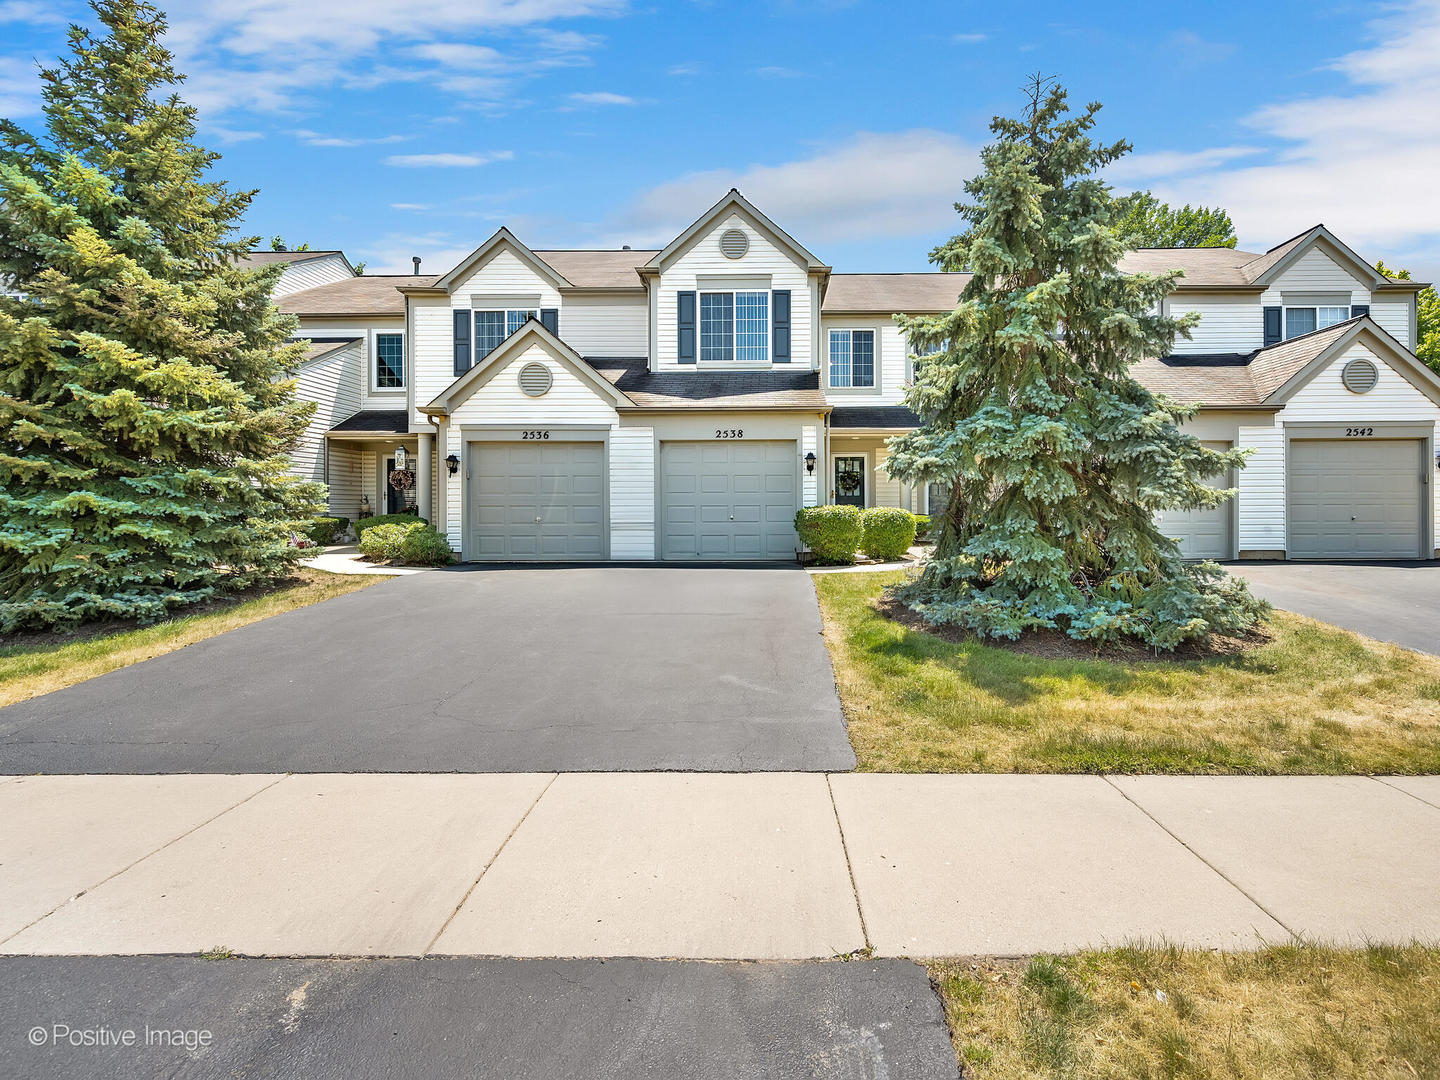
[700,290,769,363]
[474,308,537,363]
[829,329,875,388]
[1285,306,1348,339]
[374,332,404,389]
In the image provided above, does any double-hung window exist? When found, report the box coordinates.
[374,332,404,389]
[829,329,875,388]
[699,290,769,363]
[473,308,537,363]
[1284,305,1349,340]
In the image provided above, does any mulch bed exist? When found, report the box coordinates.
[873,592,1270,663]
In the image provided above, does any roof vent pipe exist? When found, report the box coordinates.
[412,256,421,274]
[622,245,630,250]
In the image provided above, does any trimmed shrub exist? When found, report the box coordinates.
[911,514,932,541]
[861,507,917,561]
[398,523,454,566]
[305,516,349,545]
[794,505,863,565]
[354,512,426,540]
[358,523,408,562]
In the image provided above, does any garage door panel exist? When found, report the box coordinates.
[468,442,605,561]
[1288,439,1421,560]
[1154,441,1234,559]
[660,440,798,560]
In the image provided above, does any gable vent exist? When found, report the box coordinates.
[1341,357,1378,394]
[518,362,553,397]
[719,228,749,259]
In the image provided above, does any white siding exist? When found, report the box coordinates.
[291,341,362,513]
[802,425,819,507]
[1168,293,1263,354]
[324,445,365,519]
[820,317,910,404]
[446,342,620,428]
[274,253,353,297]
[562,292,648,357]
[1236,425,1286,552]
[411,297,454,425]
[1369,297,1413,348]
[449,247,562,310]
[1260,244,1368,306]
[1278,343,1440,423]
[654,211,813,370]
[609,426,655,558]
[293,317,406,412]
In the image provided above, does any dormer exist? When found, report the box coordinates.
[641,190,831,372]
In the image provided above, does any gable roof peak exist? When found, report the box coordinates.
[642,189,830,273]
[431,226,572,292]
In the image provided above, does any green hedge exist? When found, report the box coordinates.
[911,514,933,541]
[861,507,917,561]
[305,516,349,545]
[358,520,453,566]
[354,512,426,540]
[794,505,863,565]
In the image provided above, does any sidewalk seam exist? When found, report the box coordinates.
[825,774,873,952]
[0,772,292,948]
[421,772,558,956]
[1100,775,1300,945]
[1369,775,1440,813]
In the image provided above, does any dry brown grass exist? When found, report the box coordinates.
[0,569,381,708]
[931,945,1440,1079]
[815,570,1440,774]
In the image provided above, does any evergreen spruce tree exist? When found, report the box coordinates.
[0,0,324,632]
[886,79,1268,650]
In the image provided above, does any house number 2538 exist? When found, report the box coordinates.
[715,429,743,439]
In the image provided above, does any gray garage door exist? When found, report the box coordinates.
[1155,441,1234,559]
[1288,439,1423,559]
[660,441,798,560]
[468,441,605,560]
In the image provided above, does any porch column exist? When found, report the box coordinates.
[417,431,433,523]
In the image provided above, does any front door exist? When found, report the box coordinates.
[834,456,866,507]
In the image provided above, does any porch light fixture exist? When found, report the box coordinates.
[805,452,816,474]
[445,453,460,476]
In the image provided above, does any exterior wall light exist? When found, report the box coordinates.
[805,452,817,474]
[445,454,460,476]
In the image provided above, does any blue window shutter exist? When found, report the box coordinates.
[1263,306,1282,346]
[1350,304,1369,319]
[540,308,559,336]
[772,290,791,363]
[453,309,471,375]
[677,290,697,364]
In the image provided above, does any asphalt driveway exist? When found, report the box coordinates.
[0,567,854,773]
[1227,560,1440,655]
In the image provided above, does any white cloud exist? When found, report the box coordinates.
[754,65,805,79]
[1138,0,1440,274]
[294,128,410,147]
[668,61,701,76]
[385,150,513,167]
[567,90,637,105]
[605,130,979,247]
[1108,146,1261,182]
[0,54,39,116]
[1165,29,1236,66]
[390,203,432,211]
[951,32,986,44]
[356,232,476,275]
[0,1,64,25]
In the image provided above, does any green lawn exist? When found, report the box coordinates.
[814,570,1440,774]
[931,945,1440,1080]
[0,569,380,708]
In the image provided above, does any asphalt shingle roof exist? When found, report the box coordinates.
[300,337,361,363]
[278,275,438,317]
[239,250,343,268]
[584,357,828,410]
[823,273,970,313]
[329,410,410,434]
[533,250,656,289]
[830,406,920,428]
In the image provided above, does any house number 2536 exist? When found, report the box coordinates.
[715,429,743,439]
[520,429,550,440]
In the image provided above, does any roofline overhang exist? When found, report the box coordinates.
[613,404,832,414]
[1263,317,1440,407]
[429,227,574,294]
[281,310,405,319]
[1246,225,1389,289]
[828,426,914,434]
[642,189,829,274]
[324,429,417,438]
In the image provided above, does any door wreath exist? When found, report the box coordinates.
[836,470,861,495]
[389,467,415,492]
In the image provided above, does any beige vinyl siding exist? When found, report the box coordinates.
[1369,297,1413,348]
[292,341,363,511]
[654,212,812,370]
[1167,293,1264,354]
[609,426,655,558]
[324,445,365,519]
[820,317,910,404]
[1236,425,1286,552]
[872,447,901,507]
[562,292,648,357]
[1260,244,1368,306]
[273,253,352,297]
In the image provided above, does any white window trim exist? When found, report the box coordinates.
[1282,304,1351,341]
[370,329,406,393]
[696,288,772,368]
[471,306,539,362]
[827,327,879,392]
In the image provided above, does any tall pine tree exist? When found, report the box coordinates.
[0,0,324,632]
[886,79,1268,650]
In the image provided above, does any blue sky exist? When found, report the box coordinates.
[2,0,1438,279]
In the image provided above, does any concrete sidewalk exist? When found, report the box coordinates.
[2,773,1437,959]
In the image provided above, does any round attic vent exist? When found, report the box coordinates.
[518,362,553,397]
[1341,357,1378,394]
[719,228,749,259]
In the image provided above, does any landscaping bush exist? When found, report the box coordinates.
[354,512,426,541]
[794,505,863,564]
[358,521,453,566]
[861,507,917,561]
[911,514,932,540]
[305,516,349,545]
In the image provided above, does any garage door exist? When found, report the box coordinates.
[1155,441,1234,559]
[468,441,605,560]
[1288,439,1423,559]
[660,441,798,560]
